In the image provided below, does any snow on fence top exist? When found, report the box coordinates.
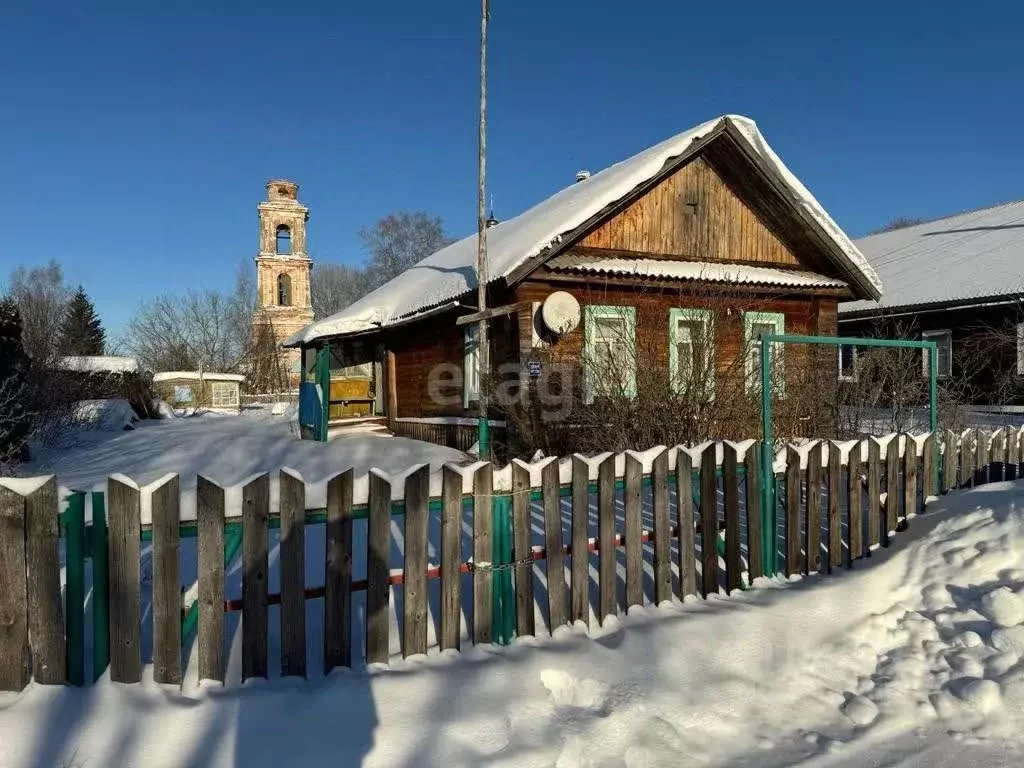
[152,371,245,383]
[286,114,882,346]
[60,355,141,374]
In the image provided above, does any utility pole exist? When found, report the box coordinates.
[476,0,490,459]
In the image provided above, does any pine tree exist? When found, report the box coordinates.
[59,286,105,356]
[0,299,31,463]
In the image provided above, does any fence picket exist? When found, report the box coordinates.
[511,462,535,638]
[744,445,763,581]
[108,477,140,684]
[64,492,84,687]
[922,432,936,500]
[904,437,918,522]
[784,446,801,578]
[827,443,842,572]
[473,464,494,645]
[196,476,225,683]
[324,470,354,671]
[570,456,589,626]
[652,450,672,603]
[848,445,863,564]
[0,486,29,692]
[1007,429,1019,482]
[960,430,974,488]
[543,460,568,632]
[624,453,643,610]
[367,471,392,664]
[883,438,898,548]
[943,431,957,493]
[677,449,698,597]
[722,445,741,594]
[975,431,989,487]
[868,439,881,550]
[242,474,270,681]
[701,444,719,595]
[598,455,618,621]
[439,466,462,651]
[403,466,430,658]
[151,475,181,686]
[806,442,822,574]
[279,471,306,678]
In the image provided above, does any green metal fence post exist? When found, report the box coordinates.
[91,490,110,682]
[64,492,86,686]
[759,335,775,575]
[491,494,513,644]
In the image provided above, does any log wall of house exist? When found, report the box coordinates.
[578,155,801,267]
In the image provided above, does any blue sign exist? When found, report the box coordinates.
[527,361,542,378]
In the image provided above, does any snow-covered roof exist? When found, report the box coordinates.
[547,254,849,289]
[288,114,880,346]
[841,200,1024,314]
[153,371,245,383]
[61,356,141,374]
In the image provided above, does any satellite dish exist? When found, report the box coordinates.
[541,291,581,335]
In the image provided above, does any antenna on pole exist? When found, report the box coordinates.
[476,0,490,460]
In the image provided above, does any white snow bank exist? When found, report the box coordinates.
[289,115,881,345]
[72,399,138,431]
[3,482,1024,766]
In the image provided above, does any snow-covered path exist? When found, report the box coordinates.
[3,482,1024,767]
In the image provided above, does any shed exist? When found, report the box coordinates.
[152,372,245,413]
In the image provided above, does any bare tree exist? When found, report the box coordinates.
[6,260,72,367]
[311,263,373,319]
[359,212,454,287]
[868,217,926,235]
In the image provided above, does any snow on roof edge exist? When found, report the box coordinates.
[289,114,880,346]
[153,371,245,383]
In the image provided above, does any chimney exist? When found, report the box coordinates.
[575,170,591,183]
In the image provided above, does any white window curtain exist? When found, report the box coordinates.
[583,305,636,403]
[743,311,785,395]
[463,324,480,408]
[669,308,714,399]
[921,330,952,378]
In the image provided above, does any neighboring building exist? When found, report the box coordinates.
[839,200,1024,403]
[152,372,245,413]
[252,179,314,386]
[59,355,156,417]
[286,114,882,440]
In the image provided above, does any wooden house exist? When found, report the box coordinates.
[59,356,156,418]
[286,115,881,444]
[839,200,1024,405]
[152,371,245,413]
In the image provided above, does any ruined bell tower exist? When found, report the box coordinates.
[253,180,314,384]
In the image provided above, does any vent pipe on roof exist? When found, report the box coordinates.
[575,170,591,183]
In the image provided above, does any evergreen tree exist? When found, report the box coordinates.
[59,286,105,355]
[0,299,31,462]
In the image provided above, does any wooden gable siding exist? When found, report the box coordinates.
[578,155,800,267]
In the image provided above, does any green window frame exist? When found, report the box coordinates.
[744,311,785,396]
[668,308,714,400]
[584,304,637,403]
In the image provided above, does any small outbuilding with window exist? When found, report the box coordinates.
[152,371,245,413]
[284,114,882,445]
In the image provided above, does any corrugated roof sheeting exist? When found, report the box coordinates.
[547,254,849,288]
[842,200,1024,314]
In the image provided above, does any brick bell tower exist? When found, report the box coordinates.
[253,179,314,384]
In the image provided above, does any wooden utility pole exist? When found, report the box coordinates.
[476,0,490,459]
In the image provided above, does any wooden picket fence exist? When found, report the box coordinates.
[1,426,1020,692]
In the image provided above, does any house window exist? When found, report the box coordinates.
[838,345,857,381]
[744,311,785,395]
[669,308,713,399]
[173,385,193,404]
[278,273,292,306]
[211,381,239,408]
[584,305,636,403]
[921,330,952,378]
[463,324,480,407]
[1017,324,1024,375]
[276,225,292,255]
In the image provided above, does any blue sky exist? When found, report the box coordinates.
[3,1,1023,336]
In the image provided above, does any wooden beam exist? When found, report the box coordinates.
[455,300,532,326]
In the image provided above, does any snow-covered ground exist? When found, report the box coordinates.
[3,475,1024,766]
